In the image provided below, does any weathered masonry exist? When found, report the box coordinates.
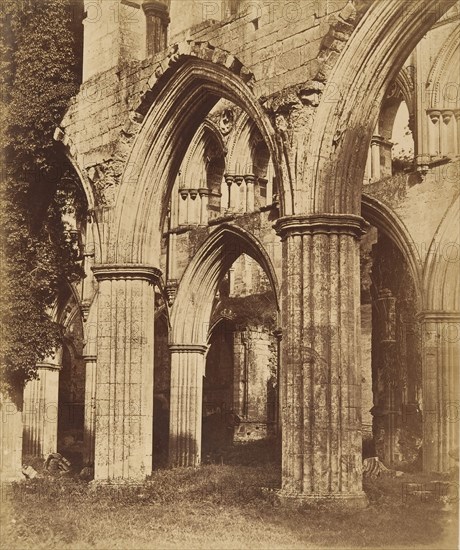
[1,0,459,507]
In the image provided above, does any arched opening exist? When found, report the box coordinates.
[169,225,280,469]
[391,101,415,175]
[364,82,415,183]
[206,154,226,219]
[360,224,423,469]
[202,255,278,462]
[251,137,277,209]
[112,54,287,265]
[361,196,424,470]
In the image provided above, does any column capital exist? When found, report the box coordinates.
[83,355,97,363]
[92,264,162,283]
[169,344,208,354]
[417,310,460,322]
[427,110,441,123]
[274,214,369,240]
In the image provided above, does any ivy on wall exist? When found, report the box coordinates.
[0,0,85,400]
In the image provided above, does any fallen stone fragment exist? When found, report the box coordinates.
[22,465,38,479]
[363,457,403,478]
[44,453,71,475]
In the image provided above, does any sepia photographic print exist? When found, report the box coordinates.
[0,0,459,548]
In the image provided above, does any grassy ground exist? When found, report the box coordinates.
[1,441,458,550]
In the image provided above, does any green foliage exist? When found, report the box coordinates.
[0,0,85,399]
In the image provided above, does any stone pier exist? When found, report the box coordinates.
[0,392,23,481]
[92,265,160,482]
[421,312,460,472]
[169,344,207,467]
[275,214,368,507]
[22,353,62,458]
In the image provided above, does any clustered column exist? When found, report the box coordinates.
[92,264,160,482]
[22,351,62,458]
[169,344,207,467]
[224,173,256,213]
[427,109,459,157]
[420,312,459,472]
[178,188,210,225]
[275,214,368,507]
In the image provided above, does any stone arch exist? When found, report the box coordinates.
[170,224,280,345]
[423,194,460,311]
[106,42,286,264]
[426,22,460,109]
[379,80,413,142]
[226,112,256,173]
[361,194,423,309]
[303,0,455,215]
[168,223,279,467]
[419,194,459,472]
[54,128,97,211]
[361,194,425,468]
[181,119,227,185]
[111,44,288,266]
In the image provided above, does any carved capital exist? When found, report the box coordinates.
[442,111,453,124]
[428,110,441,124]
[274,214,369,240]
[165,279,178,306]
[169,344,208,354]
[92,264,162,283]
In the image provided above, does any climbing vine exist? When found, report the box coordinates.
[0,0,85,400]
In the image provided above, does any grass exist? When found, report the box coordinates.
[1,441,458,550]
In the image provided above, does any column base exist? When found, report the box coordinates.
[276,489,368,509]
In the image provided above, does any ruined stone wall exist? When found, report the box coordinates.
[60,0,349,208]
[363,160,459,271]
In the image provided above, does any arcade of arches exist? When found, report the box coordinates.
[1,0,459,507]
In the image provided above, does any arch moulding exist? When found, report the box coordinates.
[170,223,280,346]
[302,0,456,216]
[109,41,290,268]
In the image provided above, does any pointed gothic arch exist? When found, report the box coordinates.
[110,45,288,266]
[303,0,456,215]
[170,223,280,345]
